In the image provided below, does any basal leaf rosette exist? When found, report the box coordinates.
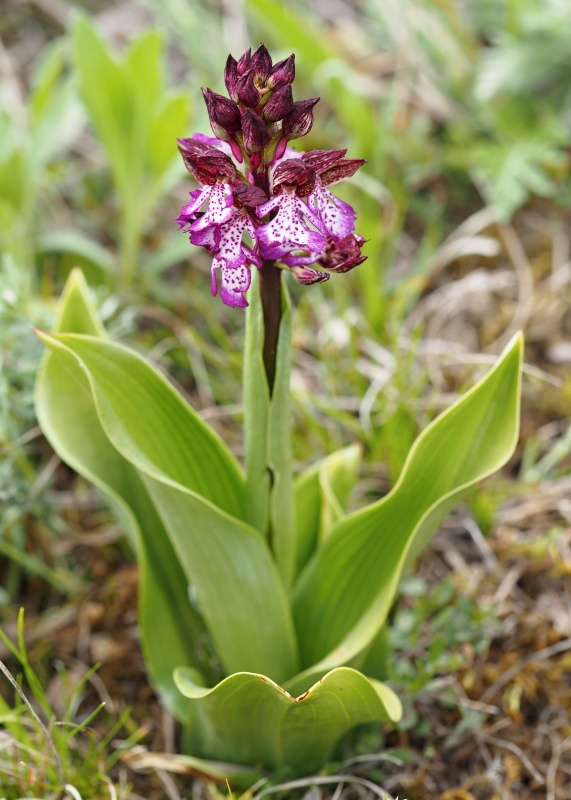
[174,666,401,775]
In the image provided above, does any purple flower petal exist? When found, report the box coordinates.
[212,254,252,308]
[190,184,235,231]
[256,191,327,261]
[308,178,356,239]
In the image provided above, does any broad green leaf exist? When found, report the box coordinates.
[294,445,361,576]
[142,476,299,683]
[243,269,271,533]
[37,331,299,683]
[174,666,401,776]
[51,268,105,337]
[292,334,522,677]
[318,444,361,542]
[267,286,296,588]
[35,269,199,723]
[44,333,245,517]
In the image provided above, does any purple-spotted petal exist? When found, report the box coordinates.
[178,186,210,221]
[211,255,252,308]
[309,179,356,238]
[256,192,327,259]
[207,209,257,268]
[191,184,235,231]
[189,223,220,251]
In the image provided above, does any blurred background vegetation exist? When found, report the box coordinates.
[1,1,571,798]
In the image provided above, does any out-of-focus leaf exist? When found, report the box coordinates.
[37,230,115,275]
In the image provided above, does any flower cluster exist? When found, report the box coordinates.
[177,44,367,308]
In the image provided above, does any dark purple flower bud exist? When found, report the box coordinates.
[241,110,270,153]
[224,54,239,102]
[251,43,272,82]
[233,182,268,208]
[272,158,316,197]
[179,149,237,185]
[237,48,251,75]
[282,98,319,140]
[202,87,242,139]
[302,149,347,172]
[290,265,330,284]
[177,137,222,158]
[268,54,295,90]
[263,85,294,122]
[321,158,367,186]
[317,234,367,272]
[236,72,260,108]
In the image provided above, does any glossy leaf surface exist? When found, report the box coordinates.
[175,666,401,776]
[37,329,298,684]
[35,270,198,723]
[292,335,522,681]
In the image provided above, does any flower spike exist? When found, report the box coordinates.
[177,46,366,307]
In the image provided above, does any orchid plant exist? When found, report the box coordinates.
[35,44,523,783]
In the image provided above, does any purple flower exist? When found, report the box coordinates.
[256,189,327,263]
[176,45,367,307]
[210,210,260,308]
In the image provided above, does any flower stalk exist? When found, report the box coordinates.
[258,258,282,393]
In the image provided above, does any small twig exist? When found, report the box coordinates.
[0,658,65,786]
[479,733,544,785]
[157,768,183,800]
[547,736,571,800]
[253,774,396,800]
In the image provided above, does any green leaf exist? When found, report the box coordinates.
[291,334,523,682]
[267,286,296,588]
[37,230,115,275]
[243,276,297,588]
[294,445,361,576]
[317,444,361,542]
[29,41,85,166]
[243,269,271,534]
[141,477,299,682]
[174,666,401,776]
[44,333,245,517]
[35,269,199,724]
[37,329,299,684]
[72,16,131,192]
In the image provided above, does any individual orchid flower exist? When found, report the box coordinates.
[176,43,367,307]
